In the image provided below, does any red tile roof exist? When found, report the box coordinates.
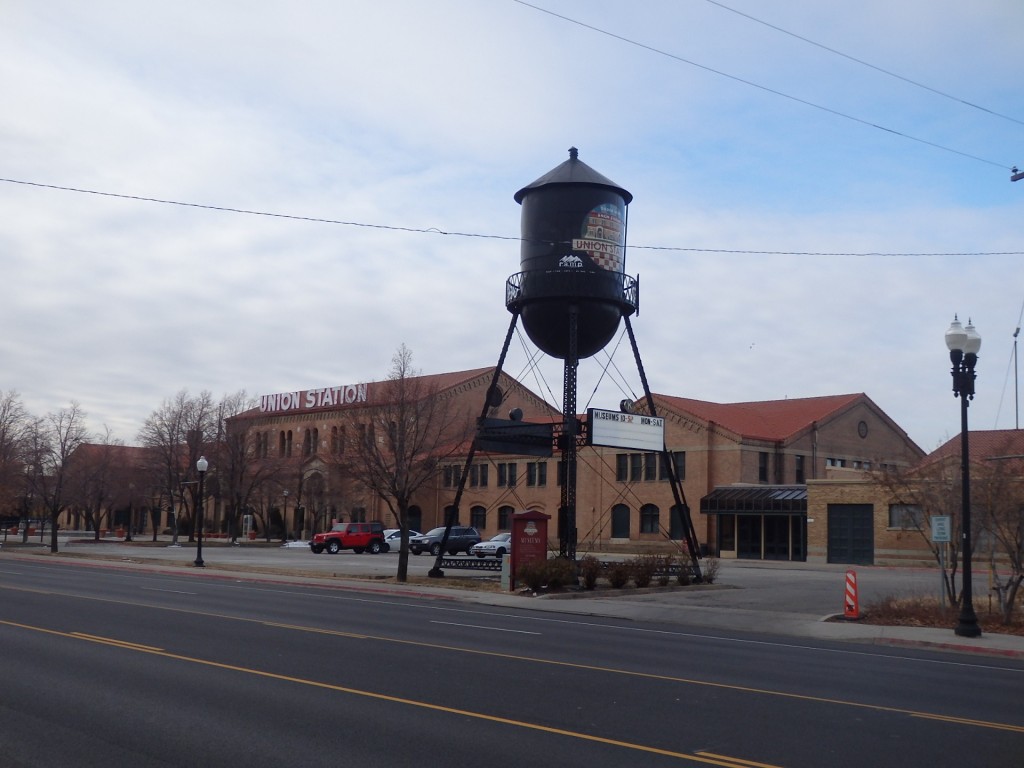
[652,393,865,441]
[926,429,1024,465]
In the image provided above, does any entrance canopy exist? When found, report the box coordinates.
[700,485,807,516]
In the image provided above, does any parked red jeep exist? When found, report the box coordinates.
[309,522,386,554]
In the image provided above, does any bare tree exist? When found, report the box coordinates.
[63,429,125,541]
[24,403,92,553]
[877,436,1024,624]
[138,390,215,541]
[216,390,286,543]
[974,455,1024,623]
[875,461,964,606]
[336,345,473,582]
[0,391,30,530]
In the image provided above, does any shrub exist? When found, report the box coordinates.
[578,555,602,590]
[676,563,692,586]
[657,555,672,587]
[701,557,721,585]
[607,562,630,589]
[632,555,657,588]
[545,557,577,590]
[517,559,547,592]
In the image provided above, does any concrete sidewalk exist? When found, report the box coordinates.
[2,537,1022,660]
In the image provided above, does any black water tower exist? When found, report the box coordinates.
[507,148,638,359]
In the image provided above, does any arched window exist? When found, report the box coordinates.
[498,505,513,530]
[669,504,686,540]
[470,505,486,530]
[640,503,660,534]
[407,505,423,532]
[611,504,630,539]
[303,429,312,456]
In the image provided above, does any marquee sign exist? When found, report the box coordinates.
[587,407,665,451]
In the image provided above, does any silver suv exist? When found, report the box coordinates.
[409,526,481,556]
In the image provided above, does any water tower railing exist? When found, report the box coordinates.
[505,270,638,314]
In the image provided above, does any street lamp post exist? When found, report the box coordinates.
[194,456,208,568]
[282,490,290,543]
[945,315,982,638]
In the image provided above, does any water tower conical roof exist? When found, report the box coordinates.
[514,147,632,204]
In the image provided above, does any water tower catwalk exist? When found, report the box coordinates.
[430,148,701,578]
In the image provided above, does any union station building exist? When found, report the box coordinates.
[225,366,929,565]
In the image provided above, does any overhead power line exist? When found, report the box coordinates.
[512,0,1016,171]
[702,0,1024,128]
[2,176,1022,257]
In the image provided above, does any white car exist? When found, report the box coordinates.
[469,532,512,558]
[382,528,421,552]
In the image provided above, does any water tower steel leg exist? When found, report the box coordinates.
[624,316,703,580]
[429,310,521,578]
[560,305,579,561]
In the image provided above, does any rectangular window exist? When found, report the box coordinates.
[644,453,658,482]
[659,452,685,481]
[719,514,736,551]
[674,451,686,481]
[443,465,455,488]
[497,462,518,488]
[526,461,547,487]
[630,453,643,482]
[616,454,628,482]
[795,454,805,484]
[478,464,488,487]
[888,504,922,529]
[758,452,769,482]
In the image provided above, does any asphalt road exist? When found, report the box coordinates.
[1,555,1022,767]
[33,534,959,613]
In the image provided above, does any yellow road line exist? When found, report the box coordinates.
[70,632,164,652]
[0,619,773,767]
[3,583,1022,735]
[696,752,788,768]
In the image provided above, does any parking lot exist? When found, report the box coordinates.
[3,532,964,619]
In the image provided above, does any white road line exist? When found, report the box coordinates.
[431,620,540,635]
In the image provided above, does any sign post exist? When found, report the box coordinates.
[931,515,952,609]
[510,510,550,591]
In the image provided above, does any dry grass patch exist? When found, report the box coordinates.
[858,594,1024,636]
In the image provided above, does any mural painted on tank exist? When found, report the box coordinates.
[571,202,624,272]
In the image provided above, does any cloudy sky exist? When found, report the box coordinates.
[2,0,1022,452]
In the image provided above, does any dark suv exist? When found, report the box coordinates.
[310,521,386,554]
[409,526,481,556]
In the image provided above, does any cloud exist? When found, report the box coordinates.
[1,0,1021,453]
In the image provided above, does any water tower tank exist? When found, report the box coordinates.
[507,148,638,360]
